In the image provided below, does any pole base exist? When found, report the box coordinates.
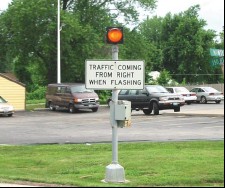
[103,163,126,183]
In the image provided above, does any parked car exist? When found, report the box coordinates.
[190,86,224,104]
[165,86,197,104]
[45,83,100,113]
[107,85,185,115]
[0,96,14,117]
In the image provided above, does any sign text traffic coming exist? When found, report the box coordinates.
[85,60,144,90]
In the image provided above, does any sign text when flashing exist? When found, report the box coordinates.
[85,60,144,90]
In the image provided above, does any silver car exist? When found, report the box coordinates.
[0,96,14,117]
[166,86,197,104]
[190,87,224,104]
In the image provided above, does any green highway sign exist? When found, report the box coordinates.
[210,48,224,57]
[210,57,224,67]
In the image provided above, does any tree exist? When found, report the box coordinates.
[160,5,216,83]
[156,69,172,85]
[0,0,157,89]
[138,16,164,71]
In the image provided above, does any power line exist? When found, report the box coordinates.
[169,74,223,75]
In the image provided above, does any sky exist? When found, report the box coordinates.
[0,0,224,34]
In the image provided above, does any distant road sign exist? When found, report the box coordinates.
[210,57,224,67]
[210,48,224,57]
[85,60,144,90]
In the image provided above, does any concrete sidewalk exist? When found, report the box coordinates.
[0,183,38,187]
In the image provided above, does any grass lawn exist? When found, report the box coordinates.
[0,141,224,187]
[25,103,45,111]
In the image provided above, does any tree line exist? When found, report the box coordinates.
[0,0,224,92]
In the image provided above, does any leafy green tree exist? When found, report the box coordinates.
[156,69,172,85]
[0,0,157,89]
[140,5,220,84]
[138,16,164,71]
[160,5,216,83]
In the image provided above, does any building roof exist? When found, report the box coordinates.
[0,73,26,87]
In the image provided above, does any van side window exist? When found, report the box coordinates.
[60,87,66,93]
[57,87,61,93]
[66,87,71,93]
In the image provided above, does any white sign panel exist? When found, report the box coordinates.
[85,60,144,90]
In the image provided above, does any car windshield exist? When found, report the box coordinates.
[146,86,168,93]
[175,87,189,93]
[203,87,219,92]
[71,85,94,93]
[0,96,7,103]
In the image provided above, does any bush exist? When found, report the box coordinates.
[95,90,111,104]
[26,86,46,100]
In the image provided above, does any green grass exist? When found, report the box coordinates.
[0,141,224,187]
[25,103,45,111]
[26,99,46,105]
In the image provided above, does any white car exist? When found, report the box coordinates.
[0,96,14,117]
[190,87,224,104]
[166,87,197,104]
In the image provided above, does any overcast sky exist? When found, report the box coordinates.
[0,0,224,33]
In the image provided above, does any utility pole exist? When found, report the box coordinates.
[57,0,61,83]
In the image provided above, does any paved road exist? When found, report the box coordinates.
[0,103,224,145]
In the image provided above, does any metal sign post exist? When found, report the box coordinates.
[104,45,126,183]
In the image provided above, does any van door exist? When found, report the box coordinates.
[61,86,72,108]
[54,86,63,107]
[57,86,68,107]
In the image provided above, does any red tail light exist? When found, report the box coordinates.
[191,94,196,96]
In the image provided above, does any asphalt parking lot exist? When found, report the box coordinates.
[0,103,224,145]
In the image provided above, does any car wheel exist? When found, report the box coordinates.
[8,114,13,117]
[200,96,207,104]
[152,102,159,115]
[69,104,75,113]
[49,102,56,111]
[186,101,191,105]
[174,106,180,112]
[143,109,152,115]
[92,108,98,112]
[215,100,221,104]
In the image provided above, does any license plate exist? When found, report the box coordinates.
[89,104,93,107]
[173,103,178,106]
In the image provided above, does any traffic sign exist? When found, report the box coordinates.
[210,57,224,67]
[210,48,224,57]
[85,60,144,90]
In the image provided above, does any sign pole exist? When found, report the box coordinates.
[104,45,126,183]
[111,45,119,164]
